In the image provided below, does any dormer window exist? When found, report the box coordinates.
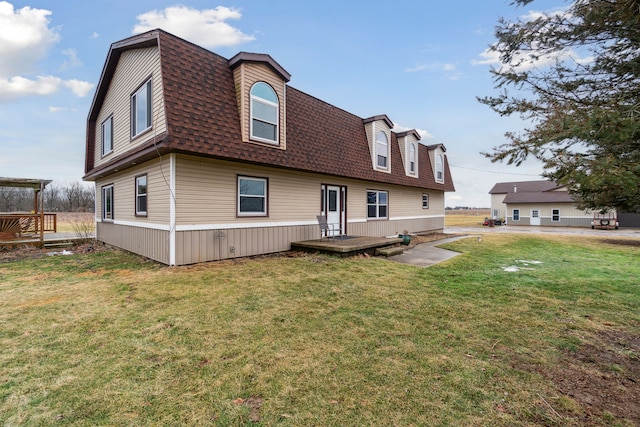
[376,131,388,169]
[250,82,279,144]
[436,153,444,183]
[409,143,416,173]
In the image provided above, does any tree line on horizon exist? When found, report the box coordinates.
[0,182,94,213]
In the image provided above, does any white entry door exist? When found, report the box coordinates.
[323,185,345,236]
[530,209,541,226]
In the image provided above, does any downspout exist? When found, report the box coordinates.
[169,153,176,265]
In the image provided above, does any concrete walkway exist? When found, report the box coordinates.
[386,236,471,267]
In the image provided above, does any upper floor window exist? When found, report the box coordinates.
[376,131,388,169]
[436,154,444,182]
[132,79,152,137]
[367,190,388,219]
[238,176,268,216]
[250,82,278,144]
[409,143,416,173]
[101,115,113,156]
[135,175,147,216]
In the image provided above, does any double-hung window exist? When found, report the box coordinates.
[367,190,388,219]
[513,209,520,221]
[132,79,152,137]
[552,209,560,222]
[135,175,147,216]
[409,143,416,174]
[376,131,388,169]
[436,154,444,183]
[422,193,429,209]
[102,185,114,221]
[250,82,278,144]
[238,176,267,216]
[101,116,113,156]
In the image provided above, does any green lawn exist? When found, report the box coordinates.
[1,234,638,426]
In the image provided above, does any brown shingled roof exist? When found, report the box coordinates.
[85,29,455,193]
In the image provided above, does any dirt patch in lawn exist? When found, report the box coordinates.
[519,328,640,425]
[601,238,640,248]
[0,242,111,263]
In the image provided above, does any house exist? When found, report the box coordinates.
[489,180,596,227]
[83,29,455,265]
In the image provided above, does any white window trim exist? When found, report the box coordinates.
[101,115,113,156]
[422,193,429,209]
[102,184,114,221]
[409,143,416,174]
[238,176,268,217]
[135,175,147,216]
[436,153,444,183]
[250,82,279,145]
[513,209,520,221]
[376,131,389,170]
[131,79,152,138]
[552,209,560,222]
[367,190,388,220]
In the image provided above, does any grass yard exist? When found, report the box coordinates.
[1,234,639,426]
[445,209,490,227]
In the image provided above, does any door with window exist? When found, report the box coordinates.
[530,209,541,226]
[321,185,346,236]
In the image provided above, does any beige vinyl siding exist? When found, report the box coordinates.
[94,160,170,224]
[168,154,446,264]
[94,46,166,167]
[232,62,286,148]
[175,155,321,224]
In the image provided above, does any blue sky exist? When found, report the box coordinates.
[0,0,566,207]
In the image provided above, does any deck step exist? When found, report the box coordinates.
[375,246,404,257]
[44,241,74,249]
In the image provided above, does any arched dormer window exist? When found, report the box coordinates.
[436,153,444,183]
[250,82,278,144]
[409,143,416,173]
[376,131,388,169]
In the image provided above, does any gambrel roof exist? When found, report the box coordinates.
[85,29,455,192]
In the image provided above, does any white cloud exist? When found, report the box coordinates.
[0,75,60,101]
[133,5,255,48]
[90,31,99,39]
[0,1,60,77]
[0,2,93,102]
[61,48,82,69]
[63,79,94,97]
[393,125,434,140]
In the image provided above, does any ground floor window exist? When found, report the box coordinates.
[367,190,388,219]
[552,209,560,222]
[102,184,114,220]
[512,209,520,221]
[422,193,429,209]
[238,176,267,216]
[135,174,147,216]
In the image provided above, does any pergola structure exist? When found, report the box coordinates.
[0,177,57,246]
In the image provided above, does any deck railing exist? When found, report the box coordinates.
[0,213,57,240]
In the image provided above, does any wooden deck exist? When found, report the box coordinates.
[291,235,404,257]
[0,213,57,245]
